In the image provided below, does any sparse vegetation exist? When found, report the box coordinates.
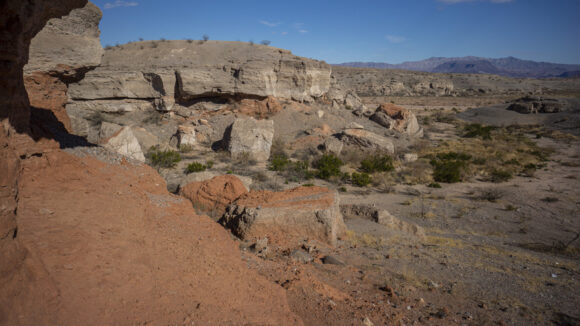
[351,172,372,187]
[202,34,209,42]
[260,40,271,46]
[360,153,394,173]
[428,152,471,183]
[314,153,343,180]
[490,169,513,183]
[146,146,181,169]
[462,123,495,140]
[185,162,207,174]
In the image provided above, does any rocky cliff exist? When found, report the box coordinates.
[66,41,331,112]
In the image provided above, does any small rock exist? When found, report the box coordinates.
[317,110,324,118]
[290,250,313,264]
[322,255,345,265]
[403,153,418,163]
[363,317,374,326]
[347,122,364,129]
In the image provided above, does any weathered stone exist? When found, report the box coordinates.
[180,175,248,216]
[227,117,274,162]
[175,125,196,147]
[220,186,346,246]
[323,137,343,156]
[24,2,103,77]
[98,121,122,143]
[403,153,419,163]
[376,210,425,238]
[102,126,146,162]
[339,129,395,154]
[371,103,423,137]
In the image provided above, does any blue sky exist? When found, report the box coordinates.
[92,0,580,64]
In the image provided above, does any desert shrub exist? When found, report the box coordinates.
[147,146,181,169]
[542,197,559,203]
[302,183,314,187]
[428,182,442,188]
[476,188,504,202]
[202,34,209,42]
[185,162,207,174]
[360,154,394,173]
[462,123,494,140]
[431,160,465,183]
[428,151,471,183]
[314,153,343,180]
[504,158,520,165]
[472,157,487,165]
[205,160,214,169]
[270,137,286,157]
[351,172,372,187]
[433,112,456,124]
[179,144,194,153]
[233,152,256,167]
[269,154,290,171]
[490,169,512,183]
[338,186,347,192]
[260,40,271,46]
[186,38,193,43]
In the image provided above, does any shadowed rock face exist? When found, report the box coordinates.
[0,0,88,324]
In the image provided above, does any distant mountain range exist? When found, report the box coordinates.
[336,56,580,78]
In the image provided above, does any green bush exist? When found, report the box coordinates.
[428,151,472,183]
[360,154,394,173]
[269,154,290,171]
[431,160,466,183]
[314,154,343,180]
[462,123,495,140]
[147,146,181,169]
[185,162,207,174]
[490,169,512,183]
[351,172,372,187]
[428,182,442,188]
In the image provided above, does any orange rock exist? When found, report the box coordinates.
[180,175,248,215]
[237,96,283,119]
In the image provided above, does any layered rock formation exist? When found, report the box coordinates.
[65,41,331,133]
[227,117,275,162]
[220,186,346,247]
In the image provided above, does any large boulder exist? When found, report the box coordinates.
[227,117,274,162]
[102,126,146,162]
[339,128,395,154]
[220,186,346,247]
[507,96,565,114]
[370,103,423,137]
[180,175,248,216]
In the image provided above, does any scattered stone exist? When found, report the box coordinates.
[322,255,345,265]
[317,110,325,118]
[322,137,343,156]
[507,96,566,114]
[290,250,313,264]
[175,124,196,147]
[346,122,364,129]
[370,103,423,137]
[363,316,374,326]
[403,153,418,163]
[339,129,395,154]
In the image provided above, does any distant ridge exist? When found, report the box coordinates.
[336,56,580,78]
